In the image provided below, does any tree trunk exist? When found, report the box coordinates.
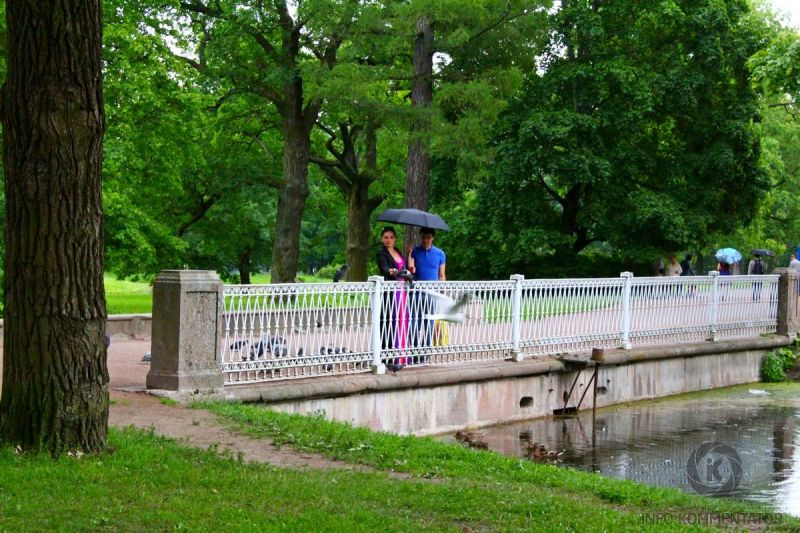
[404,16,434,251]
[0,0,108,454]
[271,114,312,283]
[238,249,252,285]
[346,186,372,282]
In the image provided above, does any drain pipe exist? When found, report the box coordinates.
[591,348,604,448]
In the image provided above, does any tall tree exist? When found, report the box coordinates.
[103,1,283,280]
[159,0,358,283]
[404,15,434,249]
[1,0,108,453]
[457,0,769,278]
[396,0,548,250]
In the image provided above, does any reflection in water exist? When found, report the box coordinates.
[459,386,800,517]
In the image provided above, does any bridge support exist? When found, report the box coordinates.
[776,268,800,339]
[146,270,224,393]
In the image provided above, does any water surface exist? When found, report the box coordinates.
[461,384,800,516]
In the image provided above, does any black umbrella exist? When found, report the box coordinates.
[376,208,449,231]
[751,248,775,257]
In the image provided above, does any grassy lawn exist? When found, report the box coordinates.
[104,273,336,315]
[105,275,153,314]
[2,417,794,532]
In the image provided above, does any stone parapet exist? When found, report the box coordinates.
[213,335,792,405]
[776,268,800,338]
[146,270,224,393]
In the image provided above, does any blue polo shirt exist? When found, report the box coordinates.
[412,245,446,281]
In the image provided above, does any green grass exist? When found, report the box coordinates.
[2,422,791,532]
[195,401,798,531]
[105,275,153,314]
[483,296,620,323]
[102,272,372,315]
[249,273,333,284]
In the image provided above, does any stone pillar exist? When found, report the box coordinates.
[776,268,800,339]
[146,270,224,392]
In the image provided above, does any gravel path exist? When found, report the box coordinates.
[2,337,385,472]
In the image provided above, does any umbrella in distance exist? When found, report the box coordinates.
[376,208,449,231]
[750,248,775,257]
[715,248,742,265]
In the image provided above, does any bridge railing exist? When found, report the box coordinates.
[219,273,779,384]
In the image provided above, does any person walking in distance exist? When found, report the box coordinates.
[748,253,765,300]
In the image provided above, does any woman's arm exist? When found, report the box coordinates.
[376,249,396,278]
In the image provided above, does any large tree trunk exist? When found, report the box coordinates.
[271,114,312,284]
[0,0,108,454]
[346,121,380,282]
[404,16,434,251]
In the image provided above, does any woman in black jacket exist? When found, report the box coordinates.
[376,227,409,357]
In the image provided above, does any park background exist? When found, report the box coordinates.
[2,0,800,294]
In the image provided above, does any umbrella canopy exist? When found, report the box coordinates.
[750,248,775,257]
[715,248,742,264]
[376,208,449,231]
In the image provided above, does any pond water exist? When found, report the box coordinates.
[454,384,800,516]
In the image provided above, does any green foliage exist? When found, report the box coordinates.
[2,0,799,285]
[750,24,800,104]
[315,263,343,281]
[762,351,787,382]
[448,0,771,279]
[761,346,800,382]
[102,0,282,279]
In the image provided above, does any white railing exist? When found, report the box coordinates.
[220,273,779,384]
[221,282,374,383]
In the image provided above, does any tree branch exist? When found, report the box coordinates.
[368,194,385,213]
[180,0,223,17]
[176,191,222,237]
[538,174,566,207]
[768,101,799,119]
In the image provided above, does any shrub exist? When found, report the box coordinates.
[316,264,340,281]
[761,346,800,382]
[761,352,787,382]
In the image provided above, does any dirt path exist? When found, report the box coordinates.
[106,338,382,472]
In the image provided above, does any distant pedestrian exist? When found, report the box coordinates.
[789,251,800,272]
[680,254,695,276]
[748,253,765,301]
[790,251,800,295]
[653,257,665,276]
[665,254,682,276]
[747,254,765,275]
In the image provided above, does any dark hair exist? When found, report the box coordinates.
[684,254,692,261]
[420,227,436,237]
[381,226,396,237]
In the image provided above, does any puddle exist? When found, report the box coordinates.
[450,384,800,516]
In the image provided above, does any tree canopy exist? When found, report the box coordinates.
[3,0,800,287]
[446,0,773,278]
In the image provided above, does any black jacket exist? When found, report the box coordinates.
[376,247,405,281]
